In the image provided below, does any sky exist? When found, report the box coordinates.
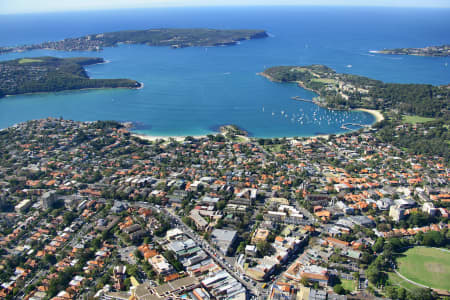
[1,0,450,14]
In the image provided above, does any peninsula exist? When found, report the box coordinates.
[0,56,141,97]
[261,65,449,158]
[371,45,450,57]
[0,28,268,54]
[261,65,449,118]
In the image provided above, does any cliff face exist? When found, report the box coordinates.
[249,31,269,39]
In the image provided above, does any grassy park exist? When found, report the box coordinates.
[18,58,44,64]
[341,279,356,292]
[395,247,450,291]
[387,271,419,291]
[402,115,435,124]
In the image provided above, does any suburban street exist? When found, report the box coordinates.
[133,201,260,297]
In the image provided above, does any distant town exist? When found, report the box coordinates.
[372,45,450,57]
[0,118,448,300]
[0,28,268,54]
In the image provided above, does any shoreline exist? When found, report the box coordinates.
[258,72,384,124]
[88,59,111,66]
[354,108,384,123]
[132,131,344,142]
[132,133,207,142]
[136,82,144,90]
[2,83,142,98]
[128,91,383,143]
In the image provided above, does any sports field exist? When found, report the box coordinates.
[388,271,419,291]
[402,115,435,124]
[18,58,43,64]
[396,247,450,290]
[341,279,356,292]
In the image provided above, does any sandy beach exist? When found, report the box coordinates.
[131,109,383,143]
[354,108,385,123]
[132,133,207,142]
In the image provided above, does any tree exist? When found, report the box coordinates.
[63,211,77,226]
[91,237,102,250]
[215,218,224,229]
[123,278,131,291]
[385,286,399,299]
[134,249,143,260]
[300,277,309,287]
[236,241,246,254]
[388,237,404,252]
[415,231,424,244]
[44,253,57,265]
[256,241,273,257]
[423,231,444,247]
[372,237,384,253]
[366,264,381,285]
[409,287,436,300]
[163,250,183,272]
[126,264,138,277]
[216,200,226,211]
[333,284,345,295]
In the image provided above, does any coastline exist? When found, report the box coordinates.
[90,59,111,65]
[132,133,207,142]
[132,131,344,142]
[259,71,384,124]
[2,83,143,98]
[257,72,278,82]
[354,108,384,123]
[131,125,251,142]
[136,82,144,90]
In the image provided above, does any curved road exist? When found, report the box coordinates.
[393,269,429,289]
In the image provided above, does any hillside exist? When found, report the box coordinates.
[0,56,141,97]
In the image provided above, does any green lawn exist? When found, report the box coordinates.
[264,144,284,153]
[387,271,417,291]
[311,78,336,84]
[402,115,435,124]
[231,135,248,143]
[396,247,450,290]
[341,279,356,292]
[18,58,44,64]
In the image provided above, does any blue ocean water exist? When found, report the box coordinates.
[0,6,449,137]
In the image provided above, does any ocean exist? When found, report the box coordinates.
[0,6,449,137]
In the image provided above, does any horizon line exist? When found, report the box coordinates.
[2,4,450,15]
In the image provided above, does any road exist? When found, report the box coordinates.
[393,269,430,289]
[163,208,260,297]
[133,202,259,297]
[15,270,47,299]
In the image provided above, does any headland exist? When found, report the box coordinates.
[0,56,141,98]
[260,65,448,122]
[0,28,268,54]
[371,45,450,57]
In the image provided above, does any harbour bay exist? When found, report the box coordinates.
[0,6,449,137]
